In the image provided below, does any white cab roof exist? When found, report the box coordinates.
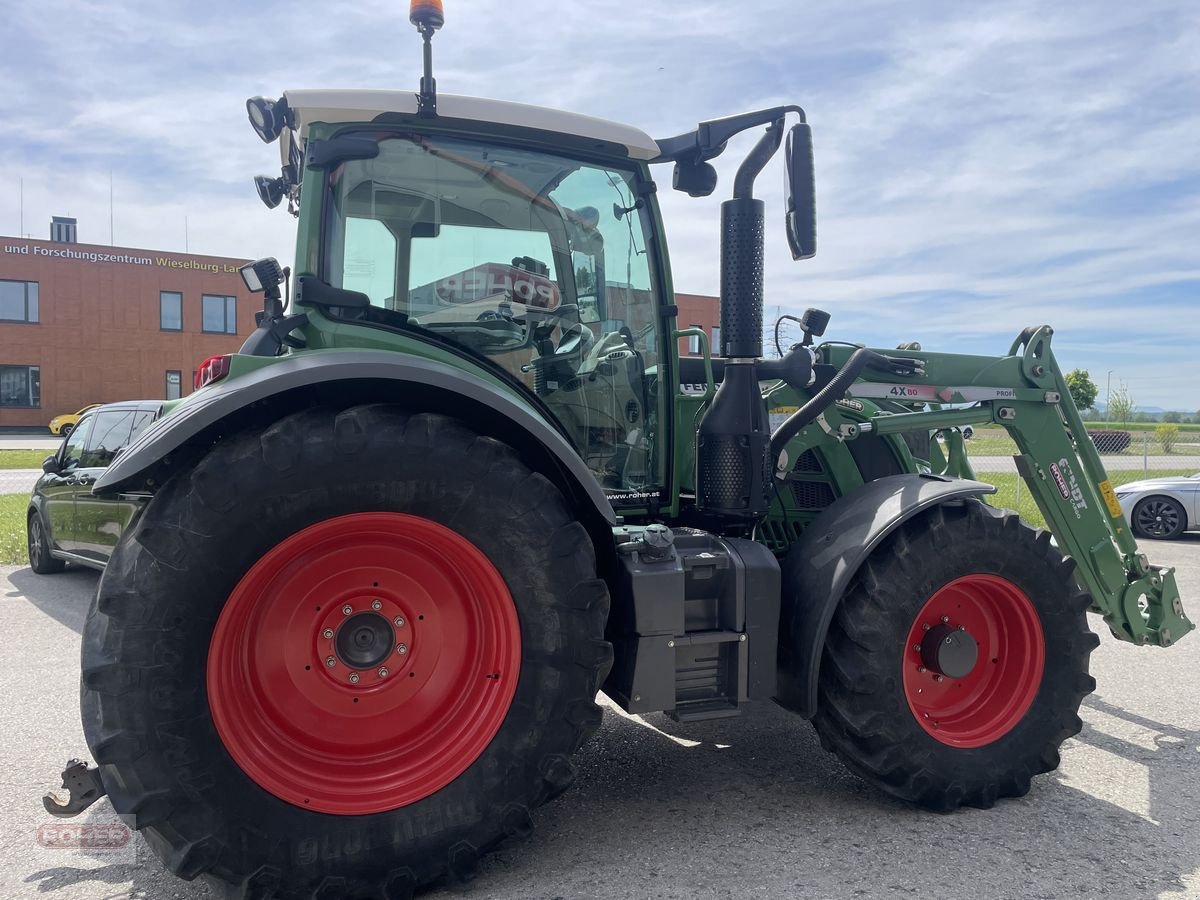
[280,90,660,163]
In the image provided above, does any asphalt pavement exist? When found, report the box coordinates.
[1,541,1199,900]
[0,471,41,496]
[0,437,61,452]
[970,455,1195,473]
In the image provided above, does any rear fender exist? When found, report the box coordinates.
[94,351,616,531]
[775,473,996,719]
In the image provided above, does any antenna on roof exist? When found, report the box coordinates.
[409,1,445,117]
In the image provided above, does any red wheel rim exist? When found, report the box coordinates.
[902,574,1044,748]
[207,512,521,814]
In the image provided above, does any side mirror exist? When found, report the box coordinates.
[784,123,816,260]
[42,454,60,474]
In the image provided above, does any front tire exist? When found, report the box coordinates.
[82,406,612,898]
[28,511,65,574]
[1131,496,1187,540]
[812,501,1098,810]
[59,423,73,437]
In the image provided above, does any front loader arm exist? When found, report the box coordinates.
[824,326,1193,648]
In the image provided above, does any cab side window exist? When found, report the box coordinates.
[59,417,94,471]
[80,410,137,469]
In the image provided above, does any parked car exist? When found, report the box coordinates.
[1115,473,1200,540]
[48,404,102,437]
[27,400,162,573]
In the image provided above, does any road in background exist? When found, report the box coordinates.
[970,455,1194,473]
[2,538,1198,899]
[0,436,61,452]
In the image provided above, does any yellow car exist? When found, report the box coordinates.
[48,404,101,437]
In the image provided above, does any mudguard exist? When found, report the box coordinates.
[775,473,996,719]
[94,350,616,526]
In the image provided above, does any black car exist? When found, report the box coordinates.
[27,400,162,573]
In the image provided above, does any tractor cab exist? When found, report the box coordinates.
[254,89,670,492]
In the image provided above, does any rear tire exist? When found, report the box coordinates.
[28,511,65,574]
[81,406,612,898]
[1131,495,1187,540]
[60,423,73,437]
[812,501,1098,810]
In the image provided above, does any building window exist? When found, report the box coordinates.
[711,325,721,355]
[165,370,182,401]
[160,291,183,331]
[202,294,237,334]
[0,280,39,323]
[688,324,702,356]
[0,365,41,407]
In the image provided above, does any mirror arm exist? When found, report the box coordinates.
[733,119,785,199]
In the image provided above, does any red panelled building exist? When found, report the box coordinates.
[0,219,720,430]
[0,221,255,429]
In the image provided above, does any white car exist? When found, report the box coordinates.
[1115,473,1200,540]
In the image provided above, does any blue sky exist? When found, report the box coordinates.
[3,0,1198,409]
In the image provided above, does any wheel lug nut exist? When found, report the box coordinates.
[394,616,405,627]
[934,675,944,683]
[912,644,922,652]
[378,667,389,678]
[342,605,353,616]
[322,628,334,639]
[916,666,926,673]
[941,615,950,623]
[396,643,408,655]
[922,623,931,631]
[372,600,382,611]
[325,656,336,668]
[348,672,360,684]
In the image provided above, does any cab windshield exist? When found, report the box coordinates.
[324,133,663,494]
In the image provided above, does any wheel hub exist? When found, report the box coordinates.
[206,512,521,814]
[902,574,1045,748]
[919,623,978,679]
[335,612,396,670]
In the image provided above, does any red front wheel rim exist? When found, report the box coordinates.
[902,574,1045,748]
[207,512,521,814]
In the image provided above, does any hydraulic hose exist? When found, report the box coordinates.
[768,347,889,476]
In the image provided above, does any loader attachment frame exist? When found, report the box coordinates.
[815,326,1192,648]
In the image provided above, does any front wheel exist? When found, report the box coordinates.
[28,511,65,574]
[59,423,72,437]
[82,406,612,897]
[1131,496,1187,540]
[812,501,1098,810]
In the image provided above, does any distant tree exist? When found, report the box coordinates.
[1107,384,1135,425]
[1132,412,1153,424]
[1065,369,1098,412]
[1162,410,1182,424]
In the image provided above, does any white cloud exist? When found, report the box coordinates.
[3,0,1199,407]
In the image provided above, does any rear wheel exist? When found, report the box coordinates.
[28,511,65,574]
[812,501,1098,810]
[82,406,612,898]
[60,423,73,437]
[1131,496,1187,540]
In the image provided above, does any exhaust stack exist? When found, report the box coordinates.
[695,121,784,520]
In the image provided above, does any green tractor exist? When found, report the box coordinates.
[53,4,1191,897]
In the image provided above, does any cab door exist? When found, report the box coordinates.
[42,416,94,553]
[73,408,140,564]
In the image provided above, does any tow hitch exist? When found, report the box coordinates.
[43,758,107,818]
